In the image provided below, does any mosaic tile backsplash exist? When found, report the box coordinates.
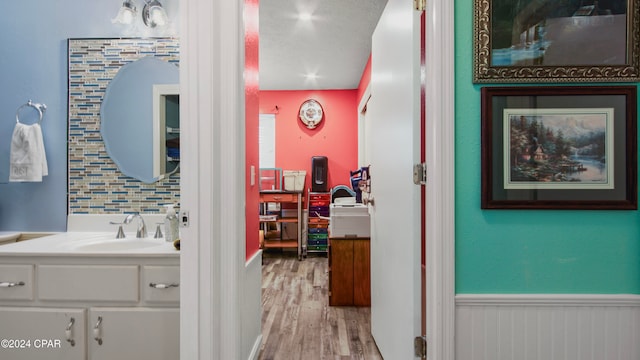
[68,38,180,214]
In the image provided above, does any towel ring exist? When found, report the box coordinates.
[16,100,47,124]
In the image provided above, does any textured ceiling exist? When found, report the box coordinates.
[259,0,387,90]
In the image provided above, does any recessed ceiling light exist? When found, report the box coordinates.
[298,12,312,21]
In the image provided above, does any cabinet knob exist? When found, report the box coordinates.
[93,316,103,345]
[0,281,25,288]
[65,317,76,347]
[149,282,179,289]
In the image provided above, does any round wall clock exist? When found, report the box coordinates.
[298,99,324,129]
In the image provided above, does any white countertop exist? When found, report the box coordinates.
[0,232,21,244]
[0,232,179,257]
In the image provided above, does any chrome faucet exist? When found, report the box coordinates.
[123,213,147,238]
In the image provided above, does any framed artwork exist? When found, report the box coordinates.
[481,86,637,209]
[473,0,640,83]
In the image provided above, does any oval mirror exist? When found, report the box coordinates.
[101,56,179,183]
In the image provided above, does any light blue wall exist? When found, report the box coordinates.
[455,0,640,294]
[0,0,178,231]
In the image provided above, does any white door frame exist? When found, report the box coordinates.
[179,0,245,359]
[180,0,455,359]
[423,1,456,359]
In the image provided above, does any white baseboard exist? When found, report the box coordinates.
[243,250,263,360]
[247,334,263,360]
[455,294,640,360]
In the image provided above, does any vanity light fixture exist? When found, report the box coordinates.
[112,0,137,25]
[142,0,169,28]
[112,0,169,28]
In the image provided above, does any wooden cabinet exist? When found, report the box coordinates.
[328,237,370,306]
[260,191,303,259]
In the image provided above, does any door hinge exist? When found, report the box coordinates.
[413,163,427,185]
[414,335,427,358]
[414,0,426,11]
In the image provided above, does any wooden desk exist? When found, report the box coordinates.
[328,237,370,306]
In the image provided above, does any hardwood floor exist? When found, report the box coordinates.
[259,252,383,360]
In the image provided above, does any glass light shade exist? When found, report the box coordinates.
[112,0,137,25]
[143,0,168,28]
[149,6,168,26]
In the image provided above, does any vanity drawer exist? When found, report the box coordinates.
[141,265,180,303]
[38,265,138,302]
[0,265,34,300]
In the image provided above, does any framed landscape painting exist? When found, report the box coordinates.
[481,86,637,209]
[473,0,640,82]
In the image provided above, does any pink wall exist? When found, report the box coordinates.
[259,90,359,196]
[250,56,371,257]
[245,0,260,259]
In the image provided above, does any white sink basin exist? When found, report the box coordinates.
[73,238,167,252]
[0,231,21,244]
[0,232,177,256]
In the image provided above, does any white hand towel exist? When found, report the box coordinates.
[9,122,48,182]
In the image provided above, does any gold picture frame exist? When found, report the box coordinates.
[473,0,640,83]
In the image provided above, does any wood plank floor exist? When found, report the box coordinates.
[259,252,383,360]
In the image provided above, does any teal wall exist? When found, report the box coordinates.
[454,0,640,294]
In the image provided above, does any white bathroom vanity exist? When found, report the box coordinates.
[0,232,179,360]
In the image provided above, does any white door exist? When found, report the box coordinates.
[368,0,422,358]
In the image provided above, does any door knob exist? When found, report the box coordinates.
[363,195,375,206]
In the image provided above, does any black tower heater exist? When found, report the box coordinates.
[311,156,328,192]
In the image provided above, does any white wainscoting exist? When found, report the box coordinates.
[456,294,640,360]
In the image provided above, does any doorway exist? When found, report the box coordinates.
[256,0,424,358]
[179,0,456,359]
[256,1,386,357]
